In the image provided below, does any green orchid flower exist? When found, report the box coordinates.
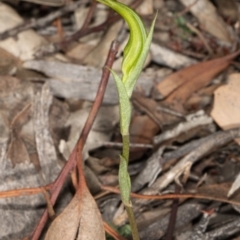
[97,0,157,97]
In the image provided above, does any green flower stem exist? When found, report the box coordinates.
[126,205,140,240]
[119,110,140,240]
[122,134,129,163]
[121,133,140,240]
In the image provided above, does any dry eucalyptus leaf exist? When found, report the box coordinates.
[0,2,47,60]
[179,0,232,43]
[7,130,30,167]
[10,103,31,130]
[198,182,240,204]
[7,103,32,167]
[158,51,239,103]
[211,73,240,145]
[0,47,19,75]
[136,0,153,15]
[211,73,240,200]
[228,172,240,198]
[45,188,105,240]
[214,0,238,22]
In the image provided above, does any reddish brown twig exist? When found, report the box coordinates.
[164,184,181,240]
[30,40,119,240]
[81,0,97,31]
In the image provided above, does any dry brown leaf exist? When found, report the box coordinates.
[7,131,30,167]
[0,2,47,60]
[211,74,240,200]
[7,103,31,167]
[45,187,105,240]
[214,0,238,22]
[10,103,31,130]
[157,51,240,105]
[0,47,20,75]
[211,73,240,145]
[136,0,153,15]
[130,114,159,160]
[132,93,181,127]
[197,182,240,205]
[179,0,232,42]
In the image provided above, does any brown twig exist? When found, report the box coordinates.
[30,40,119,240]
[100,185,240,206]
[164,184,181,240]
[0,184,52,199]
[104,222,127,240]
[81,0,97,31]
[186,22,213,56]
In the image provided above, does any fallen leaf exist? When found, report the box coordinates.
[7,130,30,167]
[211,73,240,145]
[130,114,159,160]
[7,103,31,167]
[211,73,240,197]
[197,182,240,205]
[228,172,240,198]
[214,0,238,22]
[157,51,240,105]
[0,2,47,60]
[45,187,105,240]
[179,0,232,42]
[0,47,19,75]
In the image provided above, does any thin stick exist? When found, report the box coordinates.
[30,40,119,240]
[165,184,180,240]
[81,0,97,31]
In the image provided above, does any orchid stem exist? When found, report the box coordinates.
[126,204,140,240]
[121,133,140,240]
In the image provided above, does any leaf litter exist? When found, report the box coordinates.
[0,0,240,239]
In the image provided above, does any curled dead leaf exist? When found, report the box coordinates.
[157,51,240,105]
[45,187,105,240]
[211,73,240,145]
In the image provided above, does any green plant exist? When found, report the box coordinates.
[97,0,157,239]
[106,223,131,239]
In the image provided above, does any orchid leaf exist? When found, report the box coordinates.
[108,69,131,136]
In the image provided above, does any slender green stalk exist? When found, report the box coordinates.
[121,134,139,240]
[122,135,129,163]
[126,205,140,240]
